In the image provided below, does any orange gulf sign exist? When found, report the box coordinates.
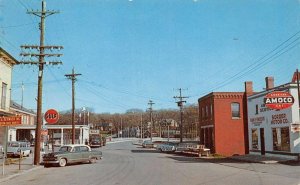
[44,109,59,124]
[264,91,294,110]
[0,116,22,126]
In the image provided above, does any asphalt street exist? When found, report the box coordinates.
[1,141,300,185]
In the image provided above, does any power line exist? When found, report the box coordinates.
[190,30,300,97]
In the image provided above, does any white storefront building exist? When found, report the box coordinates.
[247,76,300,159]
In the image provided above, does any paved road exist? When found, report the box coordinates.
[1,141,300,185]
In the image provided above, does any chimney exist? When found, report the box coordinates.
[245,81,253,95]
[265,77,274,90]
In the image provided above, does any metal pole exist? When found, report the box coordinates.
[168,125,170,142]
[2,126,8,176]
[121,117,123,139]
[297,69,300,114]
[140,113,143,139]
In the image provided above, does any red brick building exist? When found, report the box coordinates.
[198,91,249,156]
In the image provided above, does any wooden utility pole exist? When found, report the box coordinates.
[174,88,188,143]
[65,68,81,144]
[148,100,154,141]
[19,0,62,165]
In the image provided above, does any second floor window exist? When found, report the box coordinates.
[231,102,240,118]
[1,83,7,110]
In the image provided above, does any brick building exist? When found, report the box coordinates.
[198,91,249,156]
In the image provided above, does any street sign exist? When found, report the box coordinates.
[0,116,21,126]
[44,109,59,124]
[264,91,294,110]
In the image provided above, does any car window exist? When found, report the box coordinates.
[74,146,81,152]
[59,146,72,152]
[80,146,89,152]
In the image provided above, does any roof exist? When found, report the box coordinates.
[198,92,245,101]
[10,100,36,115]
[0,47,19,65]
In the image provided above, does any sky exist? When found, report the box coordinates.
[1,0,300,114]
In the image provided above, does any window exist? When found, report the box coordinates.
[205,106,208,118]
[201,107,204,120]
[1,83,7,109]
[272,127,290,152]
[255,104,259,115]
[74,146,81,152]
[210,104,213,120]
[231,103,240,118]
[80,146,89,152]
[251,129,258,150]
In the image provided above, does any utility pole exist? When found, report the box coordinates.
[148,100,154,141]
[65,68,81,144]
[19,0,62,165]
[174,88,188,143]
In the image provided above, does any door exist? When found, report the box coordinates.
[260,128,265,155]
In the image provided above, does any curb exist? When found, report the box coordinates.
[0,165,43,183]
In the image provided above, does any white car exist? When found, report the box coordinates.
[7,141,31,157]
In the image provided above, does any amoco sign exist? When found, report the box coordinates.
[264,91,294,110]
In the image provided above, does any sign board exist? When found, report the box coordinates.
[89,129,100,135]
[44,109,59,124]
[264,91,294,110]
[291,124,300,132]
[0,116,21,126]
[41,129,48,136]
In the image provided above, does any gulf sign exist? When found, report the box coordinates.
[264,91,294,110]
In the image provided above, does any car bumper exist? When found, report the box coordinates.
[43,160,59,164]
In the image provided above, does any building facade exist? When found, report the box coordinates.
[198,92,248,156]
[247,76,300,157]
[0,48,18,144]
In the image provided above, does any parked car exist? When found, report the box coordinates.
[7,141,31,157]
[89,139,102,148]
[42,144,102,167]
[157,142,178,153]
[142,140,154,148]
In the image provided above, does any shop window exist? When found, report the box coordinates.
[272,127,290,152]
[231,103,240,118]
[251,129,258,150]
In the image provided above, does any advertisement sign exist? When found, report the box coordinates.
[264,91,294,110]
[0,116,22,126]
[89,129,100,135]
[44,109,59,124]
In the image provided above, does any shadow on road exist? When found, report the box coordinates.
[166,154,250,164]
[131,150,160,153]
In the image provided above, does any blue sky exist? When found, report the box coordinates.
[1,0,300,113]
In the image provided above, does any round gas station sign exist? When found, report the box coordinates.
[264,91,294,110]
[44,109,59,124]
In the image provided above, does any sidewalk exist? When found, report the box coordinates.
[228,154,299,164]
[0,154,42,183]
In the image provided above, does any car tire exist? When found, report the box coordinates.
[89,157,96,164]
[58,158,67,167]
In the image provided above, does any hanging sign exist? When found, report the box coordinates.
[264,91,294,110]
[0,116,22,126]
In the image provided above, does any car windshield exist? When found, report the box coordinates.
[59,146,72,152]
[8,143,19,147]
